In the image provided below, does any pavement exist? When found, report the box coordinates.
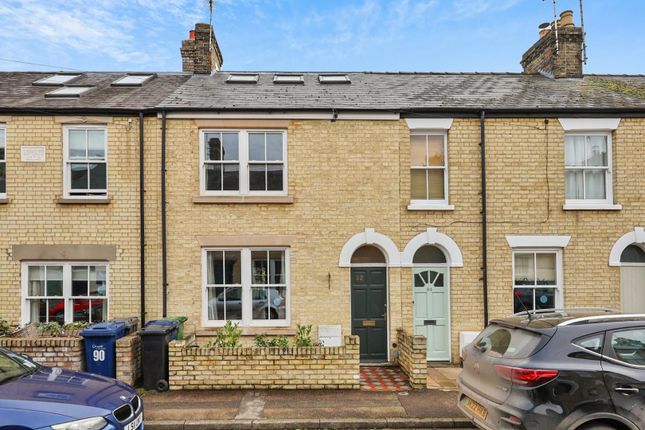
[142,388,472,429]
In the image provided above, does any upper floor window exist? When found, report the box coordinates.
[409,132,451,210]
[63,126,108,198]
[0,126,5,198]
[22,263,108,325]
[513,250,562,314]
[201,130,286,196]
[564,133,614,207]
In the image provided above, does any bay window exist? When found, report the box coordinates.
[201,130,287,195]
[22,263,108,325]
[203,248,289,326]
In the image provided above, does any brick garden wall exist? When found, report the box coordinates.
[169,335,360,390]
[0,337,85,371]
[116,334,141,386]
[396,329,427,389]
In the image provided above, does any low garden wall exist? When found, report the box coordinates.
[169,335,360,390]
[0,337,85,372]
[116,334,142,386]
[396,329,427,389]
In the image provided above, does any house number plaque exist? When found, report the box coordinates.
[21,146,46,162]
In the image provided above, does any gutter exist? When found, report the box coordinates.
[161,110,168,318]
[480,110,489,327]
[139,112,146,325]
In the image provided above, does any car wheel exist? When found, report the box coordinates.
[156,379,169,392]
[580,424,618,430]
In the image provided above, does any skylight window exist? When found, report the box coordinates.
[273,74,304,84]
[33,74,80,86]
[112,75,154,86]
[226,74,259,83]
[318,74,351,84]
[45,87,93,98]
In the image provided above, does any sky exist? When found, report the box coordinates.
[0,0,644,74]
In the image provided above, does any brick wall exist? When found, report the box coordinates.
[116,334,141,386]
[0,337,85,371]
[396,329,427,389]
[169,335,360,390]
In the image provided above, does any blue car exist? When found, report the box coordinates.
[0,347,143,430]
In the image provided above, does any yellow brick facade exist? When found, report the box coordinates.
[1,114,643,364]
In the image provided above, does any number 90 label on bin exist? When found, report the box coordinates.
[92,346,106,362]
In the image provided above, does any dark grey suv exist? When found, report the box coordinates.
[458,309,645,430]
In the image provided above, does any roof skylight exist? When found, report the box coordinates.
[45,86,93,98]
[226,74,259,83]
[33,74,80,86]
[318,74,351,84]
[112,75,154,86]
[273,74,304,84]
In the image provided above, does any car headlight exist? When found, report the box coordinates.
[51,416,108,430]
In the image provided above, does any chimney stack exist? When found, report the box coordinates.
[521,10,584,78]
[180,23,223,74]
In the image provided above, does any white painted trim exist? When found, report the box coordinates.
[62,125,108,199]
[609,227,645,267]
[512,249,564,312]
[506,235,571,248]
[563,203,622,211]
[339,228,401,267]
[163,111,401,121]
[558,118,621,131]
[405,118,453,130]
[407,203,455,211]
[401,228,464,267]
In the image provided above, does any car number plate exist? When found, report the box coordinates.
[464,397,488,421]
[125,412,143,430]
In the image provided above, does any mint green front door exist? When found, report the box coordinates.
[413,267,450,361]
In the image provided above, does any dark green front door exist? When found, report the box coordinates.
[351,267,387,362]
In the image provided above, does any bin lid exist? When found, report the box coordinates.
[80,321,126,337]
[140,324,175,336]
[145,319,179,328]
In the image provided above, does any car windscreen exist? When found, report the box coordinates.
[0,351,31,384]
[473,324,543,358]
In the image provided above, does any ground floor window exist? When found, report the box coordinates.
[22,263,108,325]
[513,250,561,313]
[203,248,288,327]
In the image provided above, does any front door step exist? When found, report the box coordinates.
[360,366,411,392]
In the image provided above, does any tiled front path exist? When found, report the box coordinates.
[360,366,411,392]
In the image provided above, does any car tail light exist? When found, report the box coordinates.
[495,365,558,387]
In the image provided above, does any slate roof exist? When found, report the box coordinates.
[0,72,191,112]
[159,72,645,112]
[1,71,644,113]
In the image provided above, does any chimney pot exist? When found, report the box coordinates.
[189,30,195,40]
[560,10,574,28]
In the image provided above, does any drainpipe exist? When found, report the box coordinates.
[161,111,168,318]
[139,112,146,325]
[480,110,489,327]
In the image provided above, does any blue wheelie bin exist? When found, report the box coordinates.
[80,321,126,378]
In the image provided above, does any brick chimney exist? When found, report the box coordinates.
[521,10,583,78]
[180,23,223,74]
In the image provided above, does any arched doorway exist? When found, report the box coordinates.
[412,245,451,361]
[350,245,388,363]
[620,245,645,313]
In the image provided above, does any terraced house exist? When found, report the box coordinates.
[1,11,644,364]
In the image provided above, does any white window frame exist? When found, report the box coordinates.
[563,131,621,210]
[0,124,6,199]
[63,125,108,199]
[21,261,110,325]
[201,247,290,328]
[408,131,453,210]
[512,249,563,313]
[200,129,287,197]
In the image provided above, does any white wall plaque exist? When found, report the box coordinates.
[21,146,46,162]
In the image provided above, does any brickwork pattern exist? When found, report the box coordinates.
[396,329,427,389]
[116,334,142,386]
[169,335,360,390]
[0,337,85,371]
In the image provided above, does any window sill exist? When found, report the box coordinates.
[57,198,110,205]
[407,202,454,211]
[193,195,294,204]
[0,198,9,205]
[196,326,296,337]
[562,203,622,211]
